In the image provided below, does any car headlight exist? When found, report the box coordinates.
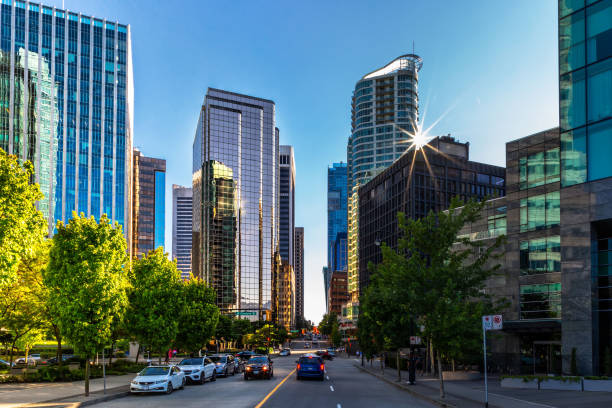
[131,380,138,385]
[154,380,167,384]
[216,363,222,366]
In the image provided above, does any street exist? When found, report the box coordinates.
[93,354,435,408]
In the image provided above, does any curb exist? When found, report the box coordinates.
[354,364,456,408]
[20,385,130,407]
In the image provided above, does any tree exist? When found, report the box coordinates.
[318,313,337,336]
[44,214,129,396]
[176,278,219,355]
[0,149,46,288]
[232,319,253,348]
[126,248,182,364]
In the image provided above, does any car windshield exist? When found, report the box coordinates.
[209,356,225,363]
[139,367,169,376]
[248,357,268,364]
[179,358,203,365]
[299,357,322,364]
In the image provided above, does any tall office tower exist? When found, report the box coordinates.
[327,162,347,268]
[322,266,331,312]
[558,0,612,375]
[131,149,165,257]
[347,54,422,302]
[279,145,295,265]
[294,226,304,322]
[172,184,193,280]
[0,2,133,241]
[192,88,278,320]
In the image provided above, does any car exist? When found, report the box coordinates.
[0,359,12,368]
[244,355,273,380]
[296,354,325,381]
[304,342,310,348]
[326,348,336,357]
[279,348,291,356]
[312,341,319,347]
[316,350,333,360]
[40,354,75,366]
[236,350,256,362]
[233,355,245,373]
[209,354,236,377]
[177,357,216,384]
[130,365,185,394]
[13,357,37,367]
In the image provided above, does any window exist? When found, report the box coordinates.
[520,283,562,319]
[586,0,612,64]
[487,206,507,237]
[519,148,559,189]
[587,58,612,124]
[520,192,560,232]
[561,128,587,186]
[560,68,586,131]
[559,9,585,74]
[519,236,561,275]
[587,118,612,181]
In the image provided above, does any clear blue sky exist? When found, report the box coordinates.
[54,0,558,324]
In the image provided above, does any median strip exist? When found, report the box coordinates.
[254,368,296,408]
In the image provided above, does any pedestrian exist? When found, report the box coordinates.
[416,354,424,376]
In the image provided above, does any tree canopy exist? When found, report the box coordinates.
[176,277,219,354]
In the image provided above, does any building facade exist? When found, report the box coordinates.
[332,231,348,273]
[172,184,192,280]
[279,145,295,265]
[327,162,347,268]
[294,226,304,323]
[0,2,133,242]
[131,149,165,257]
[347,54,423,302]
[192,88,278,320]
[328,270,348,316]
[322,266,330,311]
[273,260,295,331]
[557,0,612,375]
[358,136,505,294]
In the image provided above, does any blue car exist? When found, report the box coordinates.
[296,354,325,381]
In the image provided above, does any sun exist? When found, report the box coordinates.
[396,121,432,151]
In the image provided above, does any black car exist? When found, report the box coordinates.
[244,355,273,380]
[40,354,75,366]
[236,350,256,362]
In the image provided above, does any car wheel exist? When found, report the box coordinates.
[166,382,173,394]
[180,378,185,389]
[296,375,301,380]
[211,371,216,382]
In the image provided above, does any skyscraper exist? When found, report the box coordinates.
[294,226,304,323]
[172,184,193,280]
[347,54,422,301]
[327,162,347,269]
[0,2,133,242]
[192,88,278,320]
[279,145,295,265]
[131,149,165,258]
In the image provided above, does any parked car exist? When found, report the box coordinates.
[13,357,37,367]
[233,355,245,373]
[209,354,235,377]
[130,365,185,394]
[316,350,333,360]
[296,354,325,381]
[177,357,216,384]
[244,355,273,380]
[0,359,12,368]
[40,354,75,366]
[279,348,291,356]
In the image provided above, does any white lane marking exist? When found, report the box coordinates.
[330,385,335,392]
[326,375,330,380]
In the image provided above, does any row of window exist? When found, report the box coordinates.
[519,192,560,232]
[519,148,560,189]
[520,236,561,275]
[520,283,561,320]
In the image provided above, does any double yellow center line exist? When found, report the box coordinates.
[254,368,296,408]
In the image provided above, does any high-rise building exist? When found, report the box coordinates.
[279,145,295,265]
[0,2,133,242]
[347,54,422,302]
[273,259,295,331]
[327,162,347,268]
[322,266,330,311]
[192,88,278,320]
[172,184,193,280]
[557,0,612,375]
[131,149,165,257]
[294,226,304,322]
[332,231,348,273]
[328,270,348,316]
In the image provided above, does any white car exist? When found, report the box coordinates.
[177,357,216,384]
[130,365,185,394]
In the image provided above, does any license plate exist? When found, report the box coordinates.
[307,367,313,370]
[253,370,259,374]
[143,385,148,390]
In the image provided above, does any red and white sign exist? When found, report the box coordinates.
[410,336,422,345]
[482,315,503,331]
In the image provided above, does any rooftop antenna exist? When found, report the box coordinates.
[412,40,415,55]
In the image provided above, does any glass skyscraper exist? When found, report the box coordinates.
[327,162,347,269]
[0,1,133,242]
[172,184,193,280]
[193,88,278,320]
[346,54,422,300]
[279,145,295,266]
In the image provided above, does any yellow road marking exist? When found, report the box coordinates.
[254,368,296,408]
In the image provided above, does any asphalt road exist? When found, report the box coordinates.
[92,352,435,408]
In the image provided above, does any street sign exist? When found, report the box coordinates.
[482,314,502,331]
[409,336,422,345]
[235,311,257,316]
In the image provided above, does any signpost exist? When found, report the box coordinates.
[235,311,257,316]
[482,315,502,408]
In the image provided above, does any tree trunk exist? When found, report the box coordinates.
[437,350,445,399]
[397,349,401,381]
[108,341,115,366]
[55,328,63,379]
[85,357,90,396]
[9,340,16,366]
[429,341,435,376]
[158,348,162,365]
[452,358,455,372]
[135,345,141,363]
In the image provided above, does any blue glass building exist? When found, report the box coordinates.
[327,162,347,269]
[0,1,133,245]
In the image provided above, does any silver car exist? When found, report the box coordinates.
[210,354,236,377]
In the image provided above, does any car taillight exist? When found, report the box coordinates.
[297,364,300,370]
[320,364,324,371]
[263,366,268,371]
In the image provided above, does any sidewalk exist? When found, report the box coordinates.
[353,360,612,408]
[0,374,133,408]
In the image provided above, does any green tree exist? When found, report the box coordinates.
[176,278,219,355]
[0,149,46,288]
[318,313,337,336]
[126,248,182,364]
[44,214,129,396]
[232,319,253,348]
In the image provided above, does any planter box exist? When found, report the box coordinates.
[501,378,539,389]
[583,379,612,392]
[540,379,582,391]
[442,371,482,381]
